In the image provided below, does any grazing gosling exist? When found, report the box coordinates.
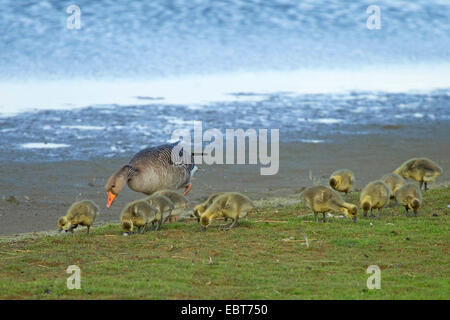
[300,185,358,223]
[329,169,355,194]
[381,173,405,199]
[58,200,98,234]
[360,181,390,217]
[200,192,253,231]
[152,189,190,222]
[120,200,157,236]
[395,182,422,216]
[144,195,175,230]
[193,192,227,222]
[393,158,443,191]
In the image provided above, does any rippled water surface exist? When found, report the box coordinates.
[0,0,449,161]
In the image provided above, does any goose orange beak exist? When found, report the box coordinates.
[107,191,117,208]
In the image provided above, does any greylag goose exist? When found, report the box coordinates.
[381,173,405,199]
[300,186,358,222]
[199,192,254,231]
[105,142,198,208]
[329,169,355,194]
[395,182,422,216]
[58,200,98,234]
[360,180,390,217]
[393,158,443,191]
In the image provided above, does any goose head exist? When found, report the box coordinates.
[342,204,358,222]
[200,214,211,231]
[57,216,68,232]
[105,166,128,208]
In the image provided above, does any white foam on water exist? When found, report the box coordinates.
[298,118,343,124]
[165,117,196,126]
[299,139,325,144]
[20,143,70,149]
[61,125,106,130]
[0,63,449,117]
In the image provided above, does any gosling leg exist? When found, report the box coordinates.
[405,206,412,217]
[224,217,239,231]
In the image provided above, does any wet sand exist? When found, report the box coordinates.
[1,129,449,236]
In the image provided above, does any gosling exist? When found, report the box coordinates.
[300,185,358,223]
[121,200,157,236]
[193,192,227,222]
[144,195,175,230]
[57,200,99,235]
[393,158,443,191]
[329,169,355,194]
[395,182,422,216]
[360,181,390,217]
[381,173,405,199]
[152,189,189,222]
[200,192,253,231]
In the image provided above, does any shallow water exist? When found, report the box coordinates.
[1,89,449,162]
[0,0,449,161]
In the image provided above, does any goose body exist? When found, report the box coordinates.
[58,200,98,234]
[381,173,405,199]
[152,189,190,222]
[360,180,390,217]
[329,169,355,194]
[200,192,254,231]
[300,185,358,222]
[393,158,442,191]
[105,142,198,208]
[395,182,422,216]
[120,200,157,235]
[144,195,175,230]
[193,192,227,222]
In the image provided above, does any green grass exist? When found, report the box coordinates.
[0,188,449,299]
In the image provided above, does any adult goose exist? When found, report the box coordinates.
[105,142,198,208]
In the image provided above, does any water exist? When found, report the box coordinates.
[0,0,449,161]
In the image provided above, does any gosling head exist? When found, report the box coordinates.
[409,198,421,214]
[193,204,206,223]
[200,215,211,231]
[122,219,133,233]
[342,205,358,222]
[105,166,128,208]
[57,216,68,232]
[361,201,371,215]
[329,177,338,189]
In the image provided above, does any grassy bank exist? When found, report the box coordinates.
[0,188,448,299]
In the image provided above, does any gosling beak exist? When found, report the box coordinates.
[197,218,200,223]
[58,228,62,233]
[353,217,357,223]
[107,191,117,208]
[201,226,206,232]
